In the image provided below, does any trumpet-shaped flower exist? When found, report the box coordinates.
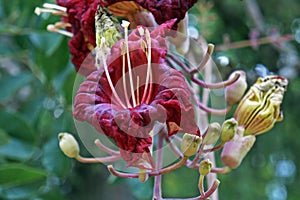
[73,20,200,169]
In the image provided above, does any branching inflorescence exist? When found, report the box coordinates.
[36,1,288,199]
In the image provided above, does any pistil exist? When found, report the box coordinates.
[141,29,152,104]
[99,37,126,109]
[121,42,132,108]
[122,20,137,107]
[136,76,140,105]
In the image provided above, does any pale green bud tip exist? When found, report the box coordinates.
[203,122,221,145]
[221,118,238,142]
[225,70,247,105]
[181,133,202,157]
[58,132,80,158]
[199,159,213,175]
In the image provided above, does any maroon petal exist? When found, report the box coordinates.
[56,0,103,76]
[73,20,200,169]
[105,0,198,25]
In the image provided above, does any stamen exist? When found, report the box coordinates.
[138,27,145,36]
[47,24,73,37]
[34,7,67,16]
[99,37,127,109]
[54,21,71,29]
[122,20,137,107]
[141,40,147,54]
[136,76,140,105]
[141,29,152,104]
[121,42,132,108]
[42,3,67,12]
[145,67,153,104]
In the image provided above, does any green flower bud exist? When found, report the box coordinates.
[221,118,238,142]
[199,159,212,175]
[95,5,122,48]
[181,133,202,157]
[221,127,256,169]
[225,71,247,105]
[234,75,288,135]
[58,132,80,158]
[202,122,221,145]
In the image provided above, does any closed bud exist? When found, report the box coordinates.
[225,71,247,105]
[234,75,288,135]
[221,118,238,142]
[202,122,221,145]
[221,127,256,169]
[199,159,212,175]
[58,132,80,158]
[181,133,202,157]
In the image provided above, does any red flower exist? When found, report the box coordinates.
[73,20,200,169]
[54,0,198,76]
[56,0,103,76]
[105,0,198,25]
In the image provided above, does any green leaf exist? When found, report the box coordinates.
[0,137,38,161]
[42,137,72,177]
[0,73,32,102]
[0,129,9,146]
[0,110,35,143]
[0,182,42,200]
[34,186,66,200]
[29,31,64,56]
[0,164,47,188]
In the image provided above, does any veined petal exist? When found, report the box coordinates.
[73,20,200,169]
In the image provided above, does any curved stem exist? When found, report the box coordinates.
[166,53,191,75]
[149,157,188,177]
[203,179,220,199]
[107,157,188,179]
[94,139,120,156]
[164,135,184,158]
[191,72,240,89]
[211,167,231,174]
[107,165,139,178]
[215,34,294,51]
[197,102,232,115]
[76,155,121,163]
[198,175,205,197]
[202,142,225,153]
[188,145,204,168]
[153,131,164,200]
[162,179,220,200]
[190,44,214,75]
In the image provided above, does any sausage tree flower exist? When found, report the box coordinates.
[105,0,198,26]
[35,0,198,75]
[54,0,113,76]
[73,19,200,169]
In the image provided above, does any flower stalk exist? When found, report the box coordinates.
[35,1,289,199]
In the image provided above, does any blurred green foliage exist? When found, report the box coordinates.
[0,0,299,200]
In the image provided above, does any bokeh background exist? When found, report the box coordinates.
[0,0,299,199]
